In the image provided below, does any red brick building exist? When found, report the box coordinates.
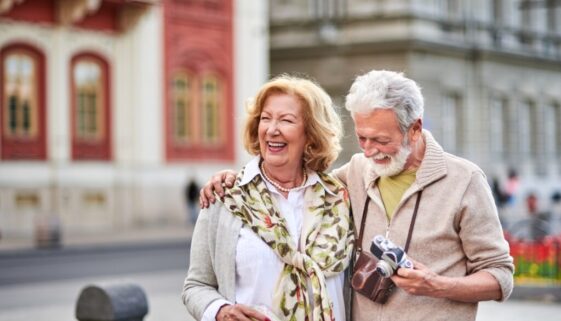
[0,0,268,238]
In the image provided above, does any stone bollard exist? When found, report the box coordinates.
[75,283,149,321]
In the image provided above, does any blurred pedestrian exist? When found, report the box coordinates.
[526,193,549,242]
[505,168,520,205]
[185,179,200,225]
[491,177,509,208]
[491,177,509,227]
[551,191,561,235]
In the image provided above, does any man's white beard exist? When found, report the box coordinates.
[370,143,411,177]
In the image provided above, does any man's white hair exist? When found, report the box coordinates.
[345,70,424,133]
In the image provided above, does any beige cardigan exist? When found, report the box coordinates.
[333,130,514,321]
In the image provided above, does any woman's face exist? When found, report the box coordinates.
[258,93,307,171]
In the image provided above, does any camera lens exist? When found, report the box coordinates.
[376,261,394,278]
[402,260,413,269]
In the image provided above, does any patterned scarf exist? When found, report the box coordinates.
[221,168,354,321]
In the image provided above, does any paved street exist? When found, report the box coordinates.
[0,237,195,321]
[1,266,560,321]
[0,241,190,286]
[478,299,561,321]
[0,268,192,321]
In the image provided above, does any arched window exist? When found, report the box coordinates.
[201,74,222,145]
[5,52,37,137]
[167,68,230,160]
[172,71,195,144]
[1,44,46,160]
[75,60,102,140]
[71,53,111,160]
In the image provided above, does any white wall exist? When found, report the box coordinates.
[234,0,269,169]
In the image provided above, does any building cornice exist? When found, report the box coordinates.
[271,37,561,71]
[271,11,561,66]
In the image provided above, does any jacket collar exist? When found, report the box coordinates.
[363,129,447,191]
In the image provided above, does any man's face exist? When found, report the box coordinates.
[353,109,411,177]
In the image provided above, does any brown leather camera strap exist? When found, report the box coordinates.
[404,190,422,252]
[355,190,423,253]
[355,196,370,253]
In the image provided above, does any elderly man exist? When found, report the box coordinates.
[199,70,514,321]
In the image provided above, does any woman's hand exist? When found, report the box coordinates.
[199,170,238,208]
[216,304,270,321]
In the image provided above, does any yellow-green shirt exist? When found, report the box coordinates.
[377,169,417,220]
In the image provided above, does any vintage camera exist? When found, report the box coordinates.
[370,235,414,278]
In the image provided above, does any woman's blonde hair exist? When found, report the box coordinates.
[243,74,342,172]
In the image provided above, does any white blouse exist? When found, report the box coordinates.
[202,158,345,321]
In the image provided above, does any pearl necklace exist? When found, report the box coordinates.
[260,162,308,193]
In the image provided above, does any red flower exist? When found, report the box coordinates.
[264,215,274,228]
[342,189,349,203]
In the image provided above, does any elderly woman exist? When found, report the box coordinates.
[182,75,354,321]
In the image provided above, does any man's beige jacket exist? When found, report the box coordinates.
[333,130,514,321]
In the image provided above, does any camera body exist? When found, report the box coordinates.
[370,235,414,278]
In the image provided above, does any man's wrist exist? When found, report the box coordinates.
[433,275,458,298]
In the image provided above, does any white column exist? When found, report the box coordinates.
[234,0,269,169]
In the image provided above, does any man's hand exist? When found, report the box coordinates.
[216,304,270,321]
[390,258,502,302]
[390,259,455,298]
[199,170,237,208]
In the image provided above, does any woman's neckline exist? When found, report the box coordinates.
[260,161,307,193]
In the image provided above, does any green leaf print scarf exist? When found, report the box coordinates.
[221,168,354,321]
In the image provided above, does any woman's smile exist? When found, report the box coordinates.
[267,141,287,153]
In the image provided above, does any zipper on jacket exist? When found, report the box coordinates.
[379,195,392,239]
[383,188,421,241]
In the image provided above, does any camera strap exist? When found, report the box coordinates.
[404,191,423,252]
[355,190,423,254]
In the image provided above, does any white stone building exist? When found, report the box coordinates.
[270,0,561,220]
